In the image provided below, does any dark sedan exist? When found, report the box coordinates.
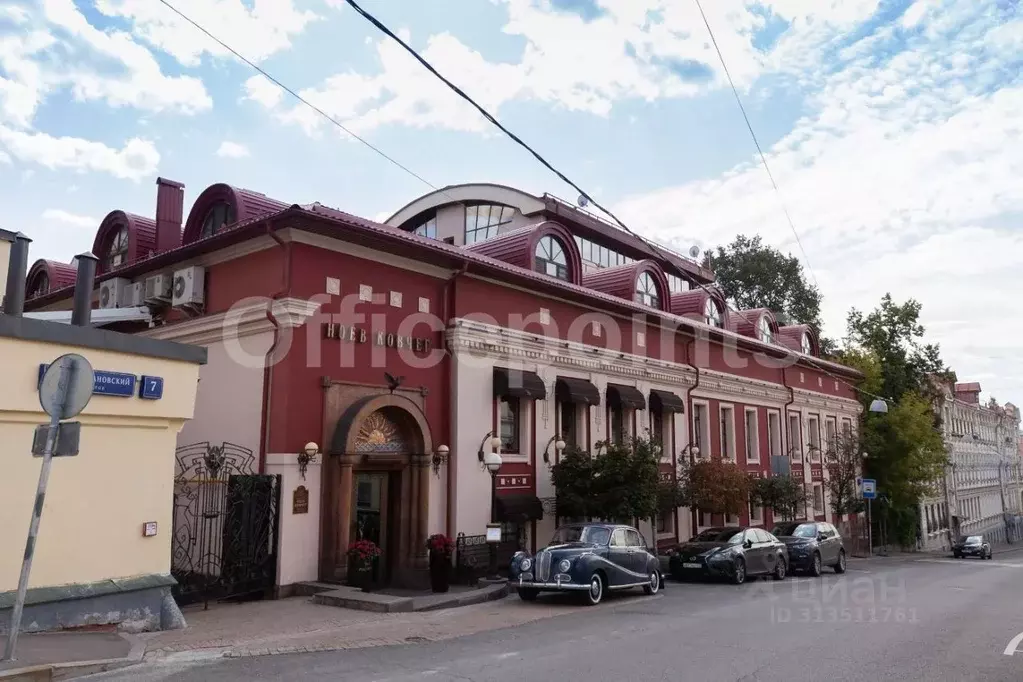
[509,524,662,605]
[953,535,992,559]
[669,527,788,585]
[772,521,847,576]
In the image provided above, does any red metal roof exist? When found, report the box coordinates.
[582,259,670,312]
[776,324,819,357]
[92,211,156,274]
[181,183,290,245]
[22,186,863,381]
[668,288,728,328]
[26,259,77,299]
[729,308,778,340]
[464,221,583,284]
[955,382,982,393]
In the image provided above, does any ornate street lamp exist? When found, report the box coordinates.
[542,434,567,465]
[484,450,504,580]
[297,442,318,480]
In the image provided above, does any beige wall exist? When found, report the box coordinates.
[0,338,200,592]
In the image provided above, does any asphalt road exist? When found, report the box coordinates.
[94,550,1023,682]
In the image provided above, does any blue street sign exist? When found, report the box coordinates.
[139,376,164,400]
[862,478,877,499]
[38,365,137,398]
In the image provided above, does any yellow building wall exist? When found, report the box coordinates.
[0,337,200,592]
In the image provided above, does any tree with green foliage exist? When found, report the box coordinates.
[677,458,751,515]
[550,446,595,519]
[750,475,809,520]
[826,431,866,517]
[550,438,662,523]
[843,294,954,546]
[702,235,832,352]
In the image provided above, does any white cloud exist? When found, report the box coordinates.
[94,0,319,68]
[42,208,96,227]
[216,140,250,158]
[0,126,159,180]
[243,75,284,108]
[616,0,1023,399]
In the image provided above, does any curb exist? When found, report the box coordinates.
[0,634,144,681]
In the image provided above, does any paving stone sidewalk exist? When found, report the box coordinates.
[141,594,589,660]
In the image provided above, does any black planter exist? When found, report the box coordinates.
[429,552,451,593]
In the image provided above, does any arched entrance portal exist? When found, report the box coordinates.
[320,395,433,587]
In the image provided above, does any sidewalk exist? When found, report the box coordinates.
[0,632,144,680]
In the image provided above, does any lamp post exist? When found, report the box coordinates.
[297,442,319,481]
[484,449,503,580]
[542,434,567,465]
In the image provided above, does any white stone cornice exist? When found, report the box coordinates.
[140,297,322,345]
[790,388,863,414]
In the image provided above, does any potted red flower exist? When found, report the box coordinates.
[426,534,455,593]
[346,539,381,592]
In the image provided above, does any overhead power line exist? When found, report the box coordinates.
[155,0,440,193]
[341,0,886,404]
[692,0,820,290]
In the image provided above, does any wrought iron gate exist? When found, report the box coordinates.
[171,442,281,608]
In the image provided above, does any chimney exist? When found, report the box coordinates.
[3,232,32,316]
[71,252,98,327]
[155,177,185,254]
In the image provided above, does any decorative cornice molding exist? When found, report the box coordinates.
[140,297,322,345]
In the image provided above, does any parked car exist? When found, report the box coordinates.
[668,526,787,585]
[952,535,992,559]
[771,521,847,576]
[509,523,662,605]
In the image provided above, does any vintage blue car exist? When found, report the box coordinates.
[509,523,662,605]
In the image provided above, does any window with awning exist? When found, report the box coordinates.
[649,389,685,413]
[493,367,546,399]
[555,377,600,405]
[496,494,544,522]
[606,383,646,410]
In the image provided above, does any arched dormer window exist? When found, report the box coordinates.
[704,298,723,327]
[465,203,514,245]
[757,315,774,343]
[801,332,813,355]
[28,272,49,298]
[635,271,661,309]
[200,201,235,239]
[535,235,568,280]
[104,226,129,271]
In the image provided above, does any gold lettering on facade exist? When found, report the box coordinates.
[323,323,431,352]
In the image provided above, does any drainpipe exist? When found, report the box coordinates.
[782,368,796,520]
[3,233,31,316]
[443,262,469,539]
[70,253,99,327]
[259,221,292,474]
[684,336,700,534]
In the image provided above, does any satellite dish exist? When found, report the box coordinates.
[577,195,589,208]
[688,245,701,259]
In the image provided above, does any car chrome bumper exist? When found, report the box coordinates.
[517,576,589,591]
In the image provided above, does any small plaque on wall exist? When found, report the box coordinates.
[293,486,309,514]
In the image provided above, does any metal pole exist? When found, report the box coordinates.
[488,471,498,579]
[867,498,873,558]
[3,396,65,660]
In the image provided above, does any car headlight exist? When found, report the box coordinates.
[558,559,572,573]
[520,558,532,571]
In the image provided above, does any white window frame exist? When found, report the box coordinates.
[767,410,782,460]
[558,401,581,451]
[656,510,674,538]
[825,416,838,459]
[744,408,760,464]
[813,483,824,513]
[749,499,764,526]
[719,404,736,461]
[692,400,710,459]
[698,510,713,529]
[808,415,821,462]
[497,396,530,463]
[726,512,740,526]
[788,413,802,462]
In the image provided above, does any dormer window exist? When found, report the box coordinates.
[465,203,514,245]
[704,298,723,327]
[757,315,774,343]
[104,226,129,270]
[535,235,568,280]
[200,201,235,239]
[28,272,49,299]
[801,333,813,355]
[635,271,660,309]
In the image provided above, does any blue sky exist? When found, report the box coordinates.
[1,0,1022,405]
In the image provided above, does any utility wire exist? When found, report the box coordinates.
[692,0,819,289]
[341,0,889,404]
[155,0,441,194]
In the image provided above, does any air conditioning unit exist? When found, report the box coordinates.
[124,281,145,307]
[98,278,130,309]
[144,274,173,304]
[172,266,205,308]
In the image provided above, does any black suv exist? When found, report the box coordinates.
[771,521,847,576]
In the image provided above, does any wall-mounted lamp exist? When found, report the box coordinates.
[477,432,502,466]
[432,444,450,476]
[681,444,700,462]
[298,442,318,480]
[869,399,889,414]
[542,434,567,465]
